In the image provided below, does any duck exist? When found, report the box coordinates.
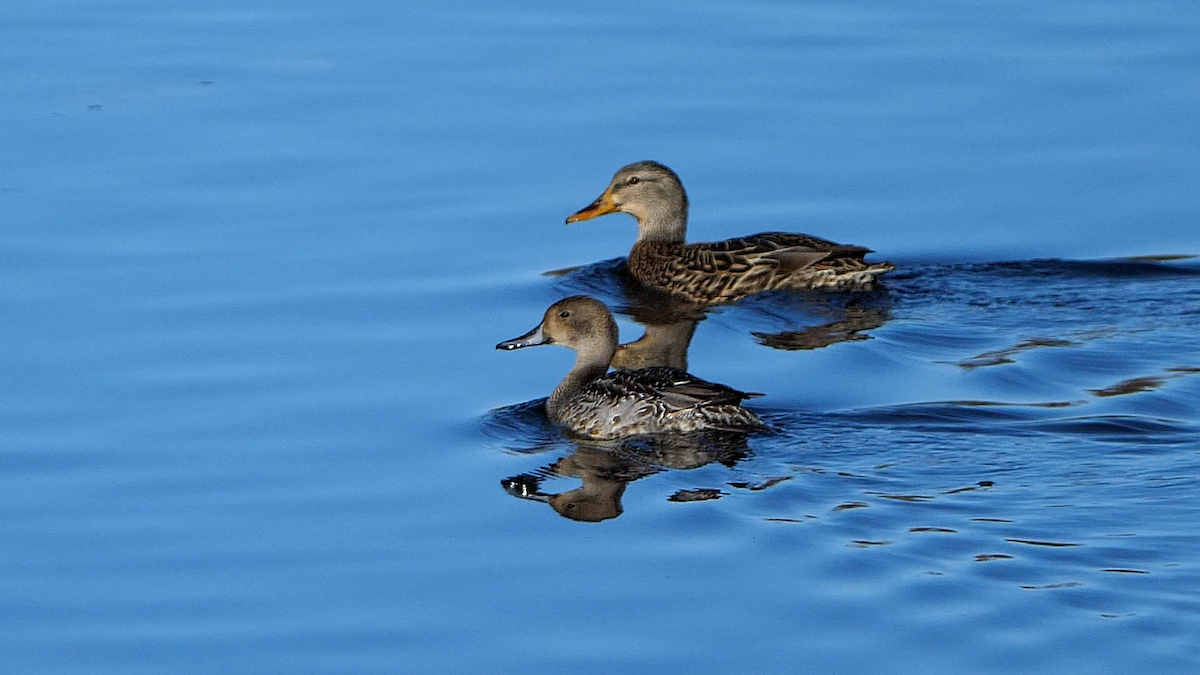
[496,296,765,439]
[566,160,894,303]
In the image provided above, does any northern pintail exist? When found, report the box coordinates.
[497,296,764,439]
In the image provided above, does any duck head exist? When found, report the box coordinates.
[566,161,689,242]
[497,296,620,367]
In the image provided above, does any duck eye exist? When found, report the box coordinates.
[559,310,570,318]
[627,176,640,185]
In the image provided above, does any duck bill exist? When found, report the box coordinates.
[566,188,619,224]
[496,322,551,350]
[501,474,551,502]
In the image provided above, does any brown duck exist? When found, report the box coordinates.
[567,161,893,303]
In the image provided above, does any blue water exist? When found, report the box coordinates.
[3,1,1199,673]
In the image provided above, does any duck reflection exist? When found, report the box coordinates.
[611,319,698,370]
[609,280,706,371]
[501,432,751,522]
[751,304,891,351]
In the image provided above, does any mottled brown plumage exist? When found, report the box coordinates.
[567,161,893,303]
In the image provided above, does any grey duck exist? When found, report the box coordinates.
[497,296,764,439]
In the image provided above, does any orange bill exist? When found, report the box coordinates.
[566,188,619,223]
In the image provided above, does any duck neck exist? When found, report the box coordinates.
[634,202,688,243]
[547,348,614,419]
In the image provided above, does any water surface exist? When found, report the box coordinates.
[2,1,1199,673]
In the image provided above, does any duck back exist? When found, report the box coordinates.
[630,232,893,303]
[551,366,765,439]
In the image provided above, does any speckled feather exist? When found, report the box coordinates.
[631,233,894,303]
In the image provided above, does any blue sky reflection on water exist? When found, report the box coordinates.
[2,1,1200,673]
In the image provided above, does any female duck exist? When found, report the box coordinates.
[566,161,893,304]
[497,296,764,439]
